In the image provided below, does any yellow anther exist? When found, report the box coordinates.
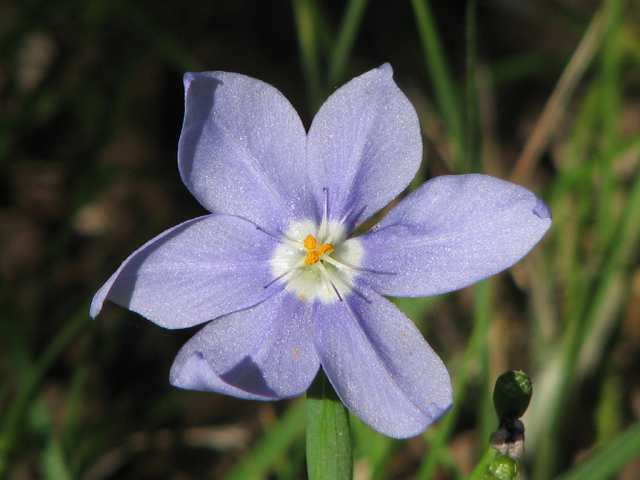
[317,243,334,255]
[305,251,320,265]
[303,234,317,251]
[303,234,334,265]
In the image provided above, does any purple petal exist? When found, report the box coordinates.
[307,64,422,227]
[90,214,282,329]
[170,291,319,400]
[358,174,552,297]
[313,290,452,438]
[178,72,317,233]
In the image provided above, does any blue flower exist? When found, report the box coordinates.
[91,64,551,438]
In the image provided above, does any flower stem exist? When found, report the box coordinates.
[467,448,520,480]
[306,368,352,480]
[467,447,498,480]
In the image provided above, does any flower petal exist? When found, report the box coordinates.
[307,64,422,227]
[313,290,452,438]
[357,174,552,297]
[178,72,316,233]
[170,291,319,400]
[90,214,282,329]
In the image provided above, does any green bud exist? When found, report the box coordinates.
[488,455,519,479]
[493,370,532,419]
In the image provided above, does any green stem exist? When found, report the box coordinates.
[306,369,352,480]
[467,448,499,480]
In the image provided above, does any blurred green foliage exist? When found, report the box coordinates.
[1,0,640,479]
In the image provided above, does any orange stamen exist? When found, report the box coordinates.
[305,251,320,265]
[317,243,334,255]
[303,234,317,251]
[302,234,334,265]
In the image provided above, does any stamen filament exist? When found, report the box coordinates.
[325,203,358,245]
[319,188,330,240]
[316,261,343,302]
[321,255,357,272]
[264,257,307,288]
[256,226,300,248]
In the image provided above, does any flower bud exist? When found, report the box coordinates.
[493,370,532,419]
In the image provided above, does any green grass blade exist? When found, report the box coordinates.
[509,11,604,185]
[410,0,463,166]
[0,305,89,476]
[350,414,398,480]
[593,0,625,254]
[465,0,481,173]
[33,394,73,480]
[416,280,492,480]
[531,140,640,478]
[554,421,640,480]
[119,0,202,72]
[43,437,73,480]
[532,147,640,480]
[328,0,370,86]
[222,400,306,480]
[292,0,324,111]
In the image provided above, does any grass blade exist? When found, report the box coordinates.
[554,421,640,480]
[222,400,306,480]
[410,0,463,167]
[328,0,370,86]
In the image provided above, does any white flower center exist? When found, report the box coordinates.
[270,219,363,303]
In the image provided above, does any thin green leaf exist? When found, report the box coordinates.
[532,134,640,480]
[410,0,463,166]
[416,280,492,480]
[554,421,640,480]
[465,0,481,173]
[328,0,370,86]
[292,0,324,111]
[222,400,306,480]
[0,305,89,476]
